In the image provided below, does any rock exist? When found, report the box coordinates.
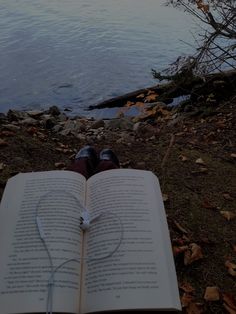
[41,114,56,129]
[52,124,63,133]
[27,110,44,118]
[20,117,38,126]
[0,113,7,120]
[7,110,29,121]
[58,113,68,122]
[133,122,142,132]
[48,105,60,116]
[2,124,21,131]
[107,118,133,130]
[60,129,71,136]
[91,119,105,129]
[75,134,86,141]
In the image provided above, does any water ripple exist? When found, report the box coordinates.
[0,0,196,115]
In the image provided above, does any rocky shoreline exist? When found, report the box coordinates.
[0,98,236,313]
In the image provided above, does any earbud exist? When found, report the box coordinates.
[80,210,90,231]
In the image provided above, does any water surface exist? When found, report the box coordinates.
[0,0,195,116]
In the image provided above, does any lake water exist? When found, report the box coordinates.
[0,0,196,116]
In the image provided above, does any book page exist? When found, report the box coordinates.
[0,170,86,314]
[81,169,181,313]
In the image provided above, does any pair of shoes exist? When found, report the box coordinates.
[75,146,119,167]
[99,148,120,167]
[75,145,99,167]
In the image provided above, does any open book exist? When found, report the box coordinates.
[0,169,181,314]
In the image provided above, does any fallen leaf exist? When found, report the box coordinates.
[125,101,134,107]
[184,243,203,265]
[225,261,236,277]
[173,245,189,257]
[0,163,5,171]
[223,193,234,201]
[136,93,145,99]
[220,211,236,221]
[223,293,236,314]
[180,282,195,294]
[173,220,188,234]
[145,94,158,102]
[54,162,66,169]
[204,286,220,301]
[186,302,204,314]
[195,158,205,165]
[162,193,169,202]
[147,90,155,95]
[181,293,194,307]
[231,153,236,159]
[179,154,188,161]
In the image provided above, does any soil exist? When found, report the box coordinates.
[0,97,236,313]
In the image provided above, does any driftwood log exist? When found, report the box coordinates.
[87,70,236,111]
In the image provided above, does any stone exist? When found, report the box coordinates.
[75,134,86,141]
[27,110,44,118]
[133,122,143,132]
[107,118,133,130]
[58,113,68,122]
[91,119,105,129]
[48,105,60,116]
[2,124,21,131]
[41,114,56,129]
[20,117,38,126]
[0,113,7,120]
[60,129,71,136]
[7,110,29,121]
[52,124,63,133]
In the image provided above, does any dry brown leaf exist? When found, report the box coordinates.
[136,93,145,99]
[223,193,234,201]
[225,261,236,277]
[54,162,66,169]
[220,211,236,221]
[180,282,195,294]
[173,220,188,234]
[173,245,189,257]
[145,94,158,102]
[231,153,236,159]
[186,302,204,314]
[204,286,220,301]
[184,243,203,265]
[147,90,155,95]
[195,158,205,165]
[223,293,236,314]
[181,293,194,307]
[162,193,169,202]
[179,154,188,162]
[125,101,134,107]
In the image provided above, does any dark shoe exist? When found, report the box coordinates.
[99,149,120,167]
[75,145,98,166]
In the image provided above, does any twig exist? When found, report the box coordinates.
[161,134,175,169]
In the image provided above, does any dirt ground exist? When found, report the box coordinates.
[0,98,236,313]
